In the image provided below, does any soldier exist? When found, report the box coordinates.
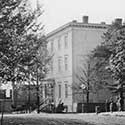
[105,99,108,112]
[116,96,121,111]
[109,98,113,113]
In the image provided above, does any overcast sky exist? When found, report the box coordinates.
[31,0,125,33]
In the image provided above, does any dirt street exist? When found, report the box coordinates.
[2,112,125,125]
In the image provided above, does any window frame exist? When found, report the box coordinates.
[64,34,68,49]
[58,84,61,98]
[58,37,61,50]
[50,59,53,73]
[64,55,68,71]
[65,83,68,98]
[51,41,54,52]
[58,57,62,72]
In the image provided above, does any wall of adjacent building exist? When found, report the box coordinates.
[72,26,109,106]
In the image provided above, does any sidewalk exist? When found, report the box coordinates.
[100,111,125,117]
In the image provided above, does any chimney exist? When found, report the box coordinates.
[114,18,122,25]
[83,16,88,23]
[101,22,106,25]
[72,20,77,23]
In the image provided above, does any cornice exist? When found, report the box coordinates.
[47,22,109,39]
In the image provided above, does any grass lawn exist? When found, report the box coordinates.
[3,117,51,125]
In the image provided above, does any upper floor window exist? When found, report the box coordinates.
[0,89,12,99]
[58,57,62,72]
[64,35,68,49]
[58,84,61,98]
[50,60,53,73]
[0,90,6,99]
[44,84,47,98]
[64,55,68,71]
[65,83,68,98]
[58,38,61,50]
[51,41,53,52]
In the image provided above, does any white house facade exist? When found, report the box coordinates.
[45,16,109,112]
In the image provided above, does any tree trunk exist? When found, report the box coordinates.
[36,67,40,114]
[86,91,89,104]
[119,81,124,111]
[36,84,40,113]
[12,80,17,108]
[28,81,31,113]
[86,91,89,113]
[120,89,124,111]
[0,100,4,125]
[86,81,89,104]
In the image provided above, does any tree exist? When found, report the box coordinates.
[0,0,49,114]
[107,26,125,110]
[76,54,105,104]
[92,45,113,87]
[93,19,125,110]
[76,55,92,104]
[17,34,49,113]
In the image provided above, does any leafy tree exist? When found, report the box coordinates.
[107,26,125,110]
[17,34,49,113]
[76,55,106,104]
[76,55,92,104]
[92,45,113,86]
[93,20,125,110]
[0,0,49,113]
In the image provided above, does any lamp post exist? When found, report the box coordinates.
[80,82,89,113]
[80,84,86,113]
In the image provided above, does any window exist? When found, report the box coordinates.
[58,84,61,98]
[10,89,12,99]
[58,57,62,72]
[64,35,68,48]
[65,83,68,98]
[50,60,53,73]
[45,84,47,98]
[58,38,61,50]
[6,89,12,98]
[51,41,53,52]
[64,55,68,71]
[0,90,6,99]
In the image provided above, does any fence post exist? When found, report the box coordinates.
[82,103,84,113]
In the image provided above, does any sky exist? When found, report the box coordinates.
[31,0,125,33]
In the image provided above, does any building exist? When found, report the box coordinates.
[0,82,12,112]
[0,82,12,99]
[0,82,38,112]
[43,16,112,112]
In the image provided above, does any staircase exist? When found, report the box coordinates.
[39,97,54,113]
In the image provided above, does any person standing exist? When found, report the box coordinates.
[116,96,122,111]
[110,98,113,113]
[105,99,108,112]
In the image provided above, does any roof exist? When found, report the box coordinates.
[47,21,109,38]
